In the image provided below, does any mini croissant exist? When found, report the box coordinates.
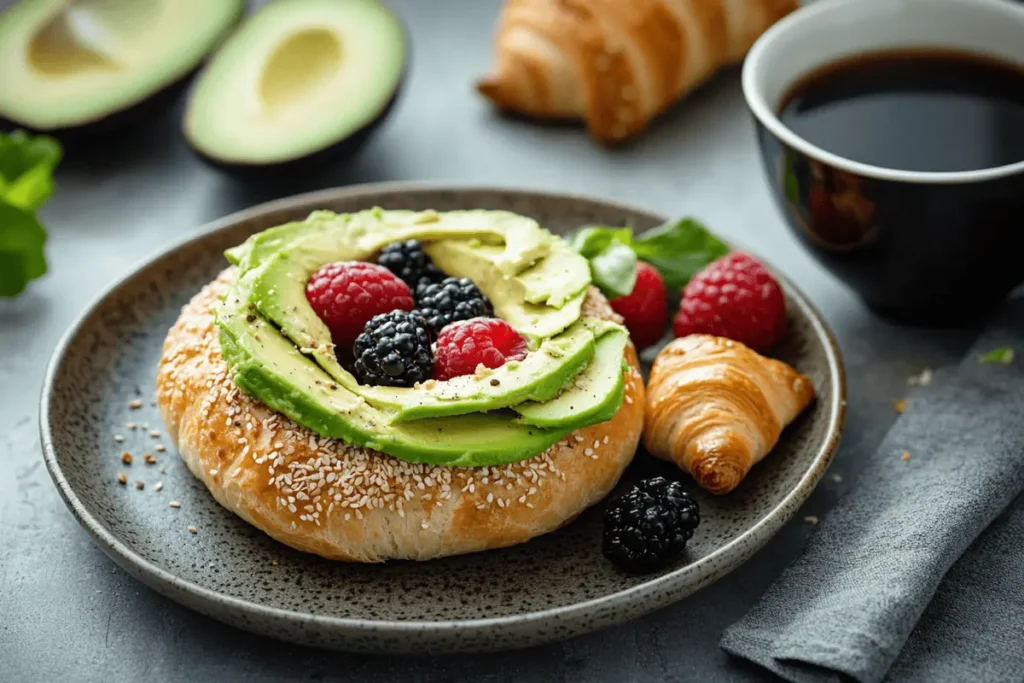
[644,335,814,495]
[476,0,799,143]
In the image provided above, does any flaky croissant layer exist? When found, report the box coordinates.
[643,334,815,494]
[477,0,799,143]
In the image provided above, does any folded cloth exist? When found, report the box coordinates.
[720,297,1024,683]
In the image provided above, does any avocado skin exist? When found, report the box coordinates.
[0,3,245,147]
[184,16,411,181]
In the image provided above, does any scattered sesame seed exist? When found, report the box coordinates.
[120,452,132,465]
[128,400,143,409]
[154,482,164,492]
[271,560,279,566]
[155,444,166,453]
[126,422,137,430]
[901,451,911,461]
[144,454,156,465]
[187,526,197,534]
[114,435,125,443]
[134,480,144,490]
[169,501,181,509]
[116,472,127,485]
[159,465,167,474]
[830,474,843,483]
[149,430,161,438]
[421,520,429,529]
[209,469,218,476]
[804,516,820,526]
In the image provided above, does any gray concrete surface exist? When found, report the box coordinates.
[0,0,978,680]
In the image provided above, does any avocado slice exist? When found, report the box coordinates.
[514,330,628,429]
[238,212,599,421]
[423,238,590,309]
[0,0,243,137]
[357,321,597,422]
[424,239,587,340]
[243,208,561,379]
[183,0,406,175]
[217,291,572,467]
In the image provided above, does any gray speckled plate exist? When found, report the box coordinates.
[40,184,845,653]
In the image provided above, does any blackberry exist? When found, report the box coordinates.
[602,477,700,573]
[416,277,493,333]
[353,311,434,388]
[376,240,444,295]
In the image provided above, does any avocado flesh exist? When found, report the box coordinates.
[0,0,243,132]
[514,331,628,429]
[244,208,576,392]
[423,238,590,310]
[217,291,573,467]
[227,209,551,274]
[183,0,406,167]
[424,239,587,341]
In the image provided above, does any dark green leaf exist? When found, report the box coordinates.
[632,217,729,290]
[0,200,47,297]
[979,347,1014,365]
[589,241,637,299]
[570,226,633,259]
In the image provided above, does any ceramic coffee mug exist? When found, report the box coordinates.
[743,0,1024,325]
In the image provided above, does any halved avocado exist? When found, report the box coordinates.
[183,0,406,176]
[0,0,243,138]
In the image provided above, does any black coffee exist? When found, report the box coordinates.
[779,49,1024,172]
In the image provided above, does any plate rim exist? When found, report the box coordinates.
[39,181,847,639]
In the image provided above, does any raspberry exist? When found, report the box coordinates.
[672,252,786,351]
[609,261,668,351]
[305,262,414,349]
[433,318,528,381]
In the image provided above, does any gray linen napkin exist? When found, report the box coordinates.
[720,297,1024,683]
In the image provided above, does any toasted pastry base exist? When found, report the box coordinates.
[156,269,645,562]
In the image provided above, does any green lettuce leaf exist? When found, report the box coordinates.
[0,130,62,297]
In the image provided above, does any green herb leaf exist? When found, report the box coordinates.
[979,347,1015,365]
[0,130,62,210]
[589,240,637,299]
[632,218,729,290]
[0,130,62,297]
[570,226,634,258]
[0,202,47,297]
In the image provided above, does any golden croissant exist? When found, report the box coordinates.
[476,0,799,143]
[644,335,814,494]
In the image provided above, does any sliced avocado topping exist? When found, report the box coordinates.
[218,291,572,466]
[361,321,598,422]
[514,330,628,429]
[423,238,590,309]
[424,238,588,340]
[216,207,628,467]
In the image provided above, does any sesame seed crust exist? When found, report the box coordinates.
[156,269,645,562]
